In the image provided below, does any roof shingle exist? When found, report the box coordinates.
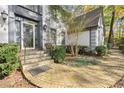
[76,7,103,29]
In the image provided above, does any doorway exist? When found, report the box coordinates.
[21,22,35,49]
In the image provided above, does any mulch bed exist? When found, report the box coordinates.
[0,70,37,88]
[110,76,124,88]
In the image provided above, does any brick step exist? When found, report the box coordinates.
[21,56,51,64]
[20,49,53,70]
[20,50,46,56]
[20,53,49,60]
[23,59,54,70]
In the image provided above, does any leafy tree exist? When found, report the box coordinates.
[108,6,115,46]
[104,5,124,47]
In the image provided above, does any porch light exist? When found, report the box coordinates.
[1,11,8,21]
[43,24,47,30]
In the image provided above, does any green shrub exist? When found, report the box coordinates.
[45,43,53,49]
[52,45,65,63]
[107,43,113,50]
[119,44,124,50]
[65,45,78,54]
[79,46,93,55]
[120,38,124,44]
[83,47,91,55]
[0,43,20,78]
[122,49,124,54]
[78,46,89,54]
[65,45,72,54]
[0,43,8,47]
[45,43,53,56]
[95,45,107,56]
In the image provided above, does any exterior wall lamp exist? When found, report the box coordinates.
[43,24,47,31]
[1,10,8,22]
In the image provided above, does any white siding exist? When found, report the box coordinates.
[97,27,104,46]
[42,5,49,49]
[66,29,99,50]
[90,29,98,50]
[97,15,104,46]
[66,31,90,46]
[56,21,66,45]
[0,5,8,43]
[42,5,66,49]
[90,15,104,50]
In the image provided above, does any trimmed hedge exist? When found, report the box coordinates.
[0,43,20,78]
[95,45,107,56]
[52,45,65,63]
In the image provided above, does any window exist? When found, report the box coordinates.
[15,20,21,46]
[50,29,56,45]
[35,25,38,48]
[61,32,65,44]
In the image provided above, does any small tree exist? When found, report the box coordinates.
[48,5,97,56]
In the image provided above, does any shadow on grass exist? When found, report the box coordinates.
[64,58,101,67]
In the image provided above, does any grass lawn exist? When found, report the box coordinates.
[63,57,101,67]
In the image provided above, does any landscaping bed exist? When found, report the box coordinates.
[0,70,37,88]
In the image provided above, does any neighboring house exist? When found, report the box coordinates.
[0,5,43,50]
[114,17,124,38]
[65,7,104,50]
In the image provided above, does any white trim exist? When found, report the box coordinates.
[21,21,35,50]
[21,21,23,49]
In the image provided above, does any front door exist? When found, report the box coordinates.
[21,22,35,49]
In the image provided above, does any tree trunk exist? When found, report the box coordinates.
[108,8,115,47]
[75,45,79,56]
[75,31,79,56]
[71,45,75,56]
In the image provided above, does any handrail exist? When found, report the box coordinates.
[22,37,26,64]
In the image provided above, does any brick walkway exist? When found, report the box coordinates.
[23,49,124,88]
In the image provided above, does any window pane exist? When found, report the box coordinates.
[15,21,21,46]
